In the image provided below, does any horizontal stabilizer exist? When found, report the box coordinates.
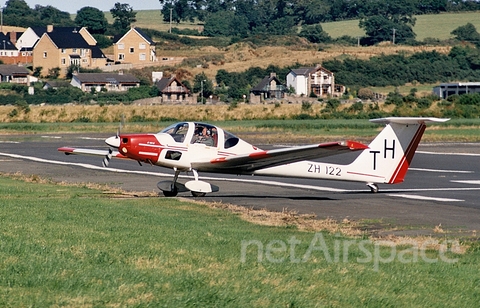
[370,117,450,125]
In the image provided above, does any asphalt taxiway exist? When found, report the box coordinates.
[1,133,479,236]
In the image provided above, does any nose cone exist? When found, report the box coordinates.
[105,136,120,148]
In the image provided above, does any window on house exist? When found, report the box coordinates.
[43,52,47,58]
[73,48,77,53]
[61,49,66,53]
[118,43,124,49]
[129,47,134,53]
[61,58,66,65]
[118,54,125,60]
[139,53,146,61]
[139,43,146,49]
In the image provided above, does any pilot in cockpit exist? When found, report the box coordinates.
[192,125,215,146]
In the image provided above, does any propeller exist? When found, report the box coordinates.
[102,148,113,167]
[102,115,124,167]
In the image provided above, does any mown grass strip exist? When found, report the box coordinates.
[0,174,478,307]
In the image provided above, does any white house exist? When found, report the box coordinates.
[286,65,337,97]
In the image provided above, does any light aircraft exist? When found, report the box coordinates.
[58,117,448,197]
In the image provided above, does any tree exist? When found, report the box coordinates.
[75,7,108,34]
[3,0,37,26]
[299,24,331,43]
[110,2,137,33]
[193,73,213,101]
[35,5,74,26]
[451,23,480,46]
[360,15,416,45]
[160,0,198,23]
[203,11,248,37]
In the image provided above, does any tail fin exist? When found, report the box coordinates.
[347,117,449,184]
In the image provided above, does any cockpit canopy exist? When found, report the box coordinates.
[160,122,239,149]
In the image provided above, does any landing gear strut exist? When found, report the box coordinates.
[158,168,188,197]
[367,183,379,193]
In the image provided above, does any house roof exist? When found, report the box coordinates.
[155,76,190,93]
[0,33,18,51]
[31,26,83,37]
[90,45,107,59]
[0,65,30,76]
[44,80,71,88]
[250,74,285,92]
[45,31,91,49]
[290,65,333,76]
[134,28,155,45]
[73,73,140,84]
[114,27,154,45]
[290,67,316,76]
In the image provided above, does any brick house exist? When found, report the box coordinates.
[0,32,22,64]
[32,26,108,78]
[113,27,157,66]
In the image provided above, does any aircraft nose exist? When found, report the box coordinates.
[105,136,120,148]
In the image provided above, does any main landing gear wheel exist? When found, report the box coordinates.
[191,191,206,197]
[163,187,178,197]
[367,183,379,193]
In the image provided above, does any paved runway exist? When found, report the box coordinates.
[1,133,479,237]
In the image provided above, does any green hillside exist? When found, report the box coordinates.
[120,10,480,41]
[322,11,480,41]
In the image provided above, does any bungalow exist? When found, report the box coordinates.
[71,72,140,92]
[0,64,30,84]
[249,73,287,104]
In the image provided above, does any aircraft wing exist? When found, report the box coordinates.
[192,141,367,174]
[58,147,127,159]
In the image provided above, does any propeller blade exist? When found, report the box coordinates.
[102,148,113,167]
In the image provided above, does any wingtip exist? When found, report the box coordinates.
[58,147,74,153]
[344,140,369,150]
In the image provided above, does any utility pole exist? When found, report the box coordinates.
[200,79,205,104]
[392,28,396,45]
[169,8,172,33]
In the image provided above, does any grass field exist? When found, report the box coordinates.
[125,10,480,41]
[0,173,477,306]
[293,12,480,41]
[1,104,480,143]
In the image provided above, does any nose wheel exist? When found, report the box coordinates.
[367,183,379,193]
[158,168,187,197]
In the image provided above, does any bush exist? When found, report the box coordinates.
[416,98,432,109]
[357,88,375,100]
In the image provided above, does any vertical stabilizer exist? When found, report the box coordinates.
[346,117,449,184]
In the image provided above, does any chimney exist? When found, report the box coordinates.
[9,32,16,44]
[47,25,53,33]
[270,72,276,78]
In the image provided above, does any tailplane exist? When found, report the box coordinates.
[346,117,449,186]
